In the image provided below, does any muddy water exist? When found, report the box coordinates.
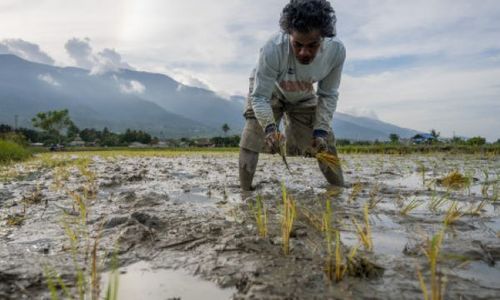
[100,261,235,300]
[0,152,499,299]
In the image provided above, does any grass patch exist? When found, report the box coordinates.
[0,140,31,165]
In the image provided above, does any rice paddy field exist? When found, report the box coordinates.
[0,150,499,299]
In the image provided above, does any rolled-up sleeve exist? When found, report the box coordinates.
[251,42,281,129]
[314,43,346,132]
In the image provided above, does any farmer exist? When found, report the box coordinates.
[239,0,346,190]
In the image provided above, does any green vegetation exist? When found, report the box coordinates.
[0,139,31,164]
[353,204,373,251]
[400,197,423,215]
[38,154,119,300]
[250,195,268,238]
[336,144,500,155]
[32,109,75,144]
[280,183,296,255]
[417,229,446,300]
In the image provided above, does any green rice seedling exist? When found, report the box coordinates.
[301,207,324,232]
[416,265,429,300]
[417,161,426,187]
[104,250,120,300]
[323,199,335,281]
[418,229,446,300]
[322,198,333,233]
[6,213,25,226]
[52,166,70,191]
[466,199,487,216]
[44,266,72,300]
[368,183,383,209]
[443,201,463,226]
[428,192,449,213]
[481,170,490,198]
[316,152,341,171]
[348,181,362,202]
[353,204,373,251]
[400,197,422,215]
[22,184,43,206]
[68,191,87,225]
[322,198,354,282]
[249,195,268,238]
[492,182,499,202]
[280,183,296,255]
[334,231,343,281]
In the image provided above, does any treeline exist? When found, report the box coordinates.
[1,122,241,148]
[336,136,499,146]
[0,124,156,147]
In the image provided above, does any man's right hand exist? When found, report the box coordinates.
[264,124,285,154]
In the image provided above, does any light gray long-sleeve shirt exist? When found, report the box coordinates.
[250,32,346,132]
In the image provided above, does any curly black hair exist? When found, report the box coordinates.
[279,0,336,37]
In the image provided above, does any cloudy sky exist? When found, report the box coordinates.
[1,0,499,140]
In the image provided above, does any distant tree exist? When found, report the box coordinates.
[467,136,486,146]
[496,139,500,145]
[430,129,440,139]
[336,139,351,146]
[451,136,464,144]
[0,124,12,133]
[66,122,80,140]
[121,129,152,144]
[389,133,400,144]
[101,134,120,147]
[16,127,40,143]
[222,123,230,135]
[80,128,100,143]
[32,109,73,143]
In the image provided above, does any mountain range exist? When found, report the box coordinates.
[0,54,419,140]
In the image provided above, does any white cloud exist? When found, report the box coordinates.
[64,37,94,69]
[119,80,145,94]
[0,39,55,65]
[37,73,60,86]
[166,68,212,90]
[339,65,500,140]
[65,37,132,74]
[341,107,379,120]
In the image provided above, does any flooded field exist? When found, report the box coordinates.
[0,151,499,299]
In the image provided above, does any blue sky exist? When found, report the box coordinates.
[1,0,499,140]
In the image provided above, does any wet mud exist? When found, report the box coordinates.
[1,152,499,299]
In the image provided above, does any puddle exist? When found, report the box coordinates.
[371,231,408,256]
[101,261,235,300]
[453,261,500,289]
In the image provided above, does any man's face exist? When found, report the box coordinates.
[289,30,322,65]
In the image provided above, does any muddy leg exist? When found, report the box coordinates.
[318,144,345,187]
[239,147,259,191]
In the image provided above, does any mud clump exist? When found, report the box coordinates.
[436,171,471,189]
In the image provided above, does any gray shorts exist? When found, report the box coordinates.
[239,78,337,156]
